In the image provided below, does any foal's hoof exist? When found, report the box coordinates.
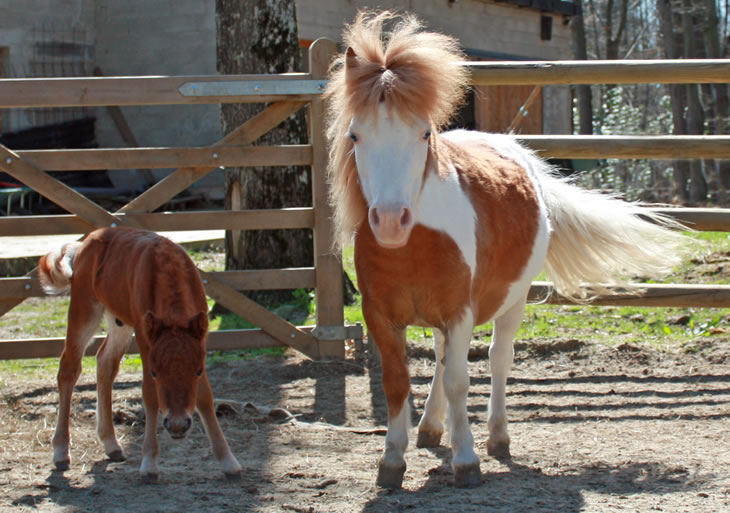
[487,439,511,461]
[376,462,406,489]
[454,463,482,488]
[54,459,70,471]
[416,429,443,448]
[140,472,160,485]
[106,450,126,463]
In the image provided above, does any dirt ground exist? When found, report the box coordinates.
[1,336,728,513]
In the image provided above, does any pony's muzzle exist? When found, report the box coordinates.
[163,414,192,439]
[368,205,413,248]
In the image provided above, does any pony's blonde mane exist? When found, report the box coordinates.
[325,11,469,248]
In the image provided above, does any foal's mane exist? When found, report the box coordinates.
[324,11,469,248]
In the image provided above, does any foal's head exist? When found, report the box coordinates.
[144,311,208,439]
[326,11,469,248]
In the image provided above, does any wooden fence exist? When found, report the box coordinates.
[0,48,729,360]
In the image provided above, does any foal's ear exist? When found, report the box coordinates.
[188,311,208,340]
[143,311,164,341]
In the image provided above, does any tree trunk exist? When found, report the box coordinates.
[702,0,730,196]
[681,0,708,203]
[657,0,690,201]
[571,0,593,135]
[216,0,311,303]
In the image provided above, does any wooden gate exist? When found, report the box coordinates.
[0,39,361,360]
[1,49,730,362]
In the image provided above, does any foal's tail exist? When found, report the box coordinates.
[536,165,690,302]
[38,241,82,295]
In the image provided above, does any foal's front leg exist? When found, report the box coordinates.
[195,370,242,478]
[442,308,481,487]
[368,312,410,489]
[139,358,161,482]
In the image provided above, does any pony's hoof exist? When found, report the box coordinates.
[487,439,511,461]
[224,470,242,481]
[140,472,159,484]
[416,429,442,448]
[54,459,70,471]
[376,462,406,489]
[454,463,482,488]
[106,450,126,462]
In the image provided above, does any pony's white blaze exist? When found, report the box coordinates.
[351,104,430,248]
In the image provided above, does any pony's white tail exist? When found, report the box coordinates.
[538,172,690,302]
[38,242,81,295]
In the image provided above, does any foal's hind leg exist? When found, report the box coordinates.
[442,308,481,487]
[417,329,446,448]
[486,298,525,460]
[195,371,242,478]
[53,297,103,470]
[95,312,134,462]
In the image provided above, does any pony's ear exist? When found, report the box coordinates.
[188,311,208,340]
[345,47,359,71]
[143,311,164,341]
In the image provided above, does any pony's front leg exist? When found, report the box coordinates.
[487,298,525,460]
[195,370,242,478]
[443,308,481,487]
[417,328,446,447]
[53,299,103,470]
[95,313,133,462]
[140,359,160,483]
[369,314,410,489]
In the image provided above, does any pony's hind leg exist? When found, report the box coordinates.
[95,312,133,462]
[417,328,446,448]
[195,370,242,478]
[53,297,104,470]
[368,313,410,488]
[487,297,525,460]
[443,308,481,487]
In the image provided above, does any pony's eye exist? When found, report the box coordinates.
[423,130,432,141]
[150,370,158,379]
[349,132,359,143]
[196,368,203,377]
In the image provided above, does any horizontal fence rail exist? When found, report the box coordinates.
[0,209,315,236]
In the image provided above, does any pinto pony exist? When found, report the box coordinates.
[39,227,241,482]
[325,11,687,488]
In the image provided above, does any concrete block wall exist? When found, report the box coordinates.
[94,0,222,194]
[297,0,574,134]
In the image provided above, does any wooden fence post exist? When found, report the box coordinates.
[308,38,345,359]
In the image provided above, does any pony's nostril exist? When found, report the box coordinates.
[184,417,192,431]
[400,207,412,228]
[163,417,170,430]
[369,207,380,227]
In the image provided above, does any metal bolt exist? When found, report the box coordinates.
[318,82,326,90]
[203,279,208,284]
[212,153,219,160]
[5,157,12,165]
[24,283,31,290]
[254,84,261,91]
[290,333,296,339]
[110,223,117,227]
